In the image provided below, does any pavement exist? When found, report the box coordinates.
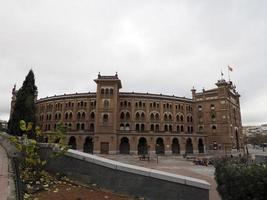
[0,145,9,200]
[102,154,221,200]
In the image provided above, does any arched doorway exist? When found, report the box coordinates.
[156,137,165,154]
[185,138,193,154]
[172,138,180,154]
[138,137,148,155]
[119,137,130,154]
[198,138,204,153]
[83,137,93,154]
[68,136,77,150]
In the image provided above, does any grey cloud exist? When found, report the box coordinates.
[0,0,267,125]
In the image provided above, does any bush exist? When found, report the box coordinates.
[214,157,267,200]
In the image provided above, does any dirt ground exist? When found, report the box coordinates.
[32,183,133,200]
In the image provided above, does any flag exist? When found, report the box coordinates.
[228,65,233,72]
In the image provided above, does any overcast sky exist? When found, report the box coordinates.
[0,0,266,125]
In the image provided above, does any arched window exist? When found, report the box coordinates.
[150,124,155,132]
[164,124,168,132]
[101,88,105,94]
[81,123,85,130]
[103,114,109,122]
[155,124,160,132]
[141,124,145,132]
[211,104,215,110]
[77,112,81,120]
[155,113,159,120]
[125,123,130,131]
[69,112,73,120]
[120,123,124,130]
[211,114,216,122]
[180,115,184,122]
[104,100,109,109]
[120,112,125,120]
[90,112,95,120]
[141,112,145,120]
[150,113,155,120]
[105,88,109,95]
[164,114,168,121]
[181,125,184,132]
[126,112,130,120]
[136,112,140,120]
[136,124,140,132]
[169,125,172,132]
[81,112,85,119]
[168,114,172,121]
[176,114,180,122]
[76,123,80,130]
[177,125,180,133]
[89,123,94,132]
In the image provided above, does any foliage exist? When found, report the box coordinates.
[8,69,37,137]
[214,157,267,200]
[9,120,68,194]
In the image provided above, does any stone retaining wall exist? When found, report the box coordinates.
[40,145,210,200]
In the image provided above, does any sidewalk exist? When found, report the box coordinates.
[0,145,9,200]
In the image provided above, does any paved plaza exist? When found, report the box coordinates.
[0,145,8,200]
[102,154,221,200]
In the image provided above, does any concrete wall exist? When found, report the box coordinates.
[255,155,267,164]
[40,145,210,200]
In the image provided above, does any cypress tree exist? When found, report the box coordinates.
[8,69,37,137]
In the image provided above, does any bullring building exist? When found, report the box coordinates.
[12,73,243,155]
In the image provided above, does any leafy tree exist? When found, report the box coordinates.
[9,120,68,194]
[215,157,267,200]
[8,70,37,138]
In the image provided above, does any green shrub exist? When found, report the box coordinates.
[214,157,267,200]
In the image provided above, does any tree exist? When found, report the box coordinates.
[215,157,267,200]
[8,70,37,138]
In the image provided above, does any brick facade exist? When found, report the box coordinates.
[11,74,243,155]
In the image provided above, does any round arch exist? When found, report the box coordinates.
[68,136,77,150]
[198,138,204,153]
[156,137,165,154]
[172,138,180,154]
[119,137,130,154]
[185,138,193,154]
[138,137,148,155]
[83,137,94,154]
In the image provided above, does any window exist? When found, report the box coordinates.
[211,114,216,122]
[104,100,109,109]
[150,124,155,132]
[90,112,95,120]
[211,104,215,110]
[103,114,109,122]
[198,105,202,111]
[126,112,130,120]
